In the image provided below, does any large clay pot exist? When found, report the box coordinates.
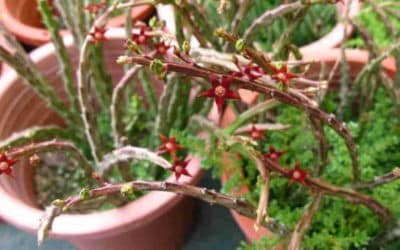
[220,48,396,243]
[0,0,154,46]
[0,28,203,250]
[300,0,360,53]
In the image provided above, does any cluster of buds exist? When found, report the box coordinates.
[88,26,108,44]
[0,152,17,176]
[84,2,107,14]
[128,22,171,58]
[233,59,264,81]
[158,135,191,181]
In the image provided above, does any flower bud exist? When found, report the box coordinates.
[149,17,158,28]
[150,59,166,78]
[182,40,190,54]
[29,154,41,167]
[79,188,91,200]
[124,39,141,54]
[116,55,132,65]
[235,39,245,52]
[52,199,66,208]
[120,184,134,198]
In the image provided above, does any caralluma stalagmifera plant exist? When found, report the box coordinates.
[0,0,400,249]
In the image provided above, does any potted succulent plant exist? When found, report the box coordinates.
[0,0,399,250]
[0,1,210,249]
[0,0,154,46]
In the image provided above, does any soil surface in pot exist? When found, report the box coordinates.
[33,98,175,210]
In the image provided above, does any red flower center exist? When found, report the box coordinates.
[292,170,301,179]
[270,153,278,162]
[251,131,260,138]
[165,142,174,150]
[95,32,103,39]
[277,72,286,81]
[138,35,147,44]
[0,162,9,171]
[214,85,226,97]
[175,165,183,174]
[158,46,166,54]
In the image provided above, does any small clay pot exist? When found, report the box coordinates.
[0,0,154,46]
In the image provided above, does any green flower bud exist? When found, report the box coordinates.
[149,17,158,28]
[120,184,134,198]
[277,82,287,91]
[235,39,245,52]
[213,28,225,38]
[79,188,91,200]
[125,39,141,54]
[52,199,66,208]
[116,55,132,65]
[182,40,190,54]
[150,59,166,78]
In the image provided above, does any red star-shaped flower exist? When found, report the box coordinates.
[132,26,151,46]
[271,64,298,89]
[288,161,308,186]
[233,61,264,81]
[169,159,191,181]
[199,74,241,113]
[84,2,107,13]
[263,146,286,163]
[155,41,171,56]
[248,125,266,141]
[89,26,107,43]
[158,135,184,158]
[0,152,17,176]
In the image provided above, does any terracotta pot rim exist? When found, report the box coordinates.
[221,47,396,242]
[0,28,203,238]
[300,0,361,52]
[0,0,154,46]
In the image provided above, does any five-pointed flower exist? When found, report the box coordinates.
[132,26,151,46]
[199,74,241,113]
[84,2,107,13]
[263,146,285,163]
[288,161,308,186]
[89,26,107,43]
[158,135,183,158]
[234,61,264,81]
[248,125,266,141]
[169,159,191,181]
[271,64,298,89]
[0,152,17,176]
[155,41,171,56]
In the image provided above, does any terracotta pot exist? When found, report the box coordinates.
[220,48,396,243]
[0,17,12,77]
[300,0,360,53]
[0,28,203,250]
[0,0,154,46]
